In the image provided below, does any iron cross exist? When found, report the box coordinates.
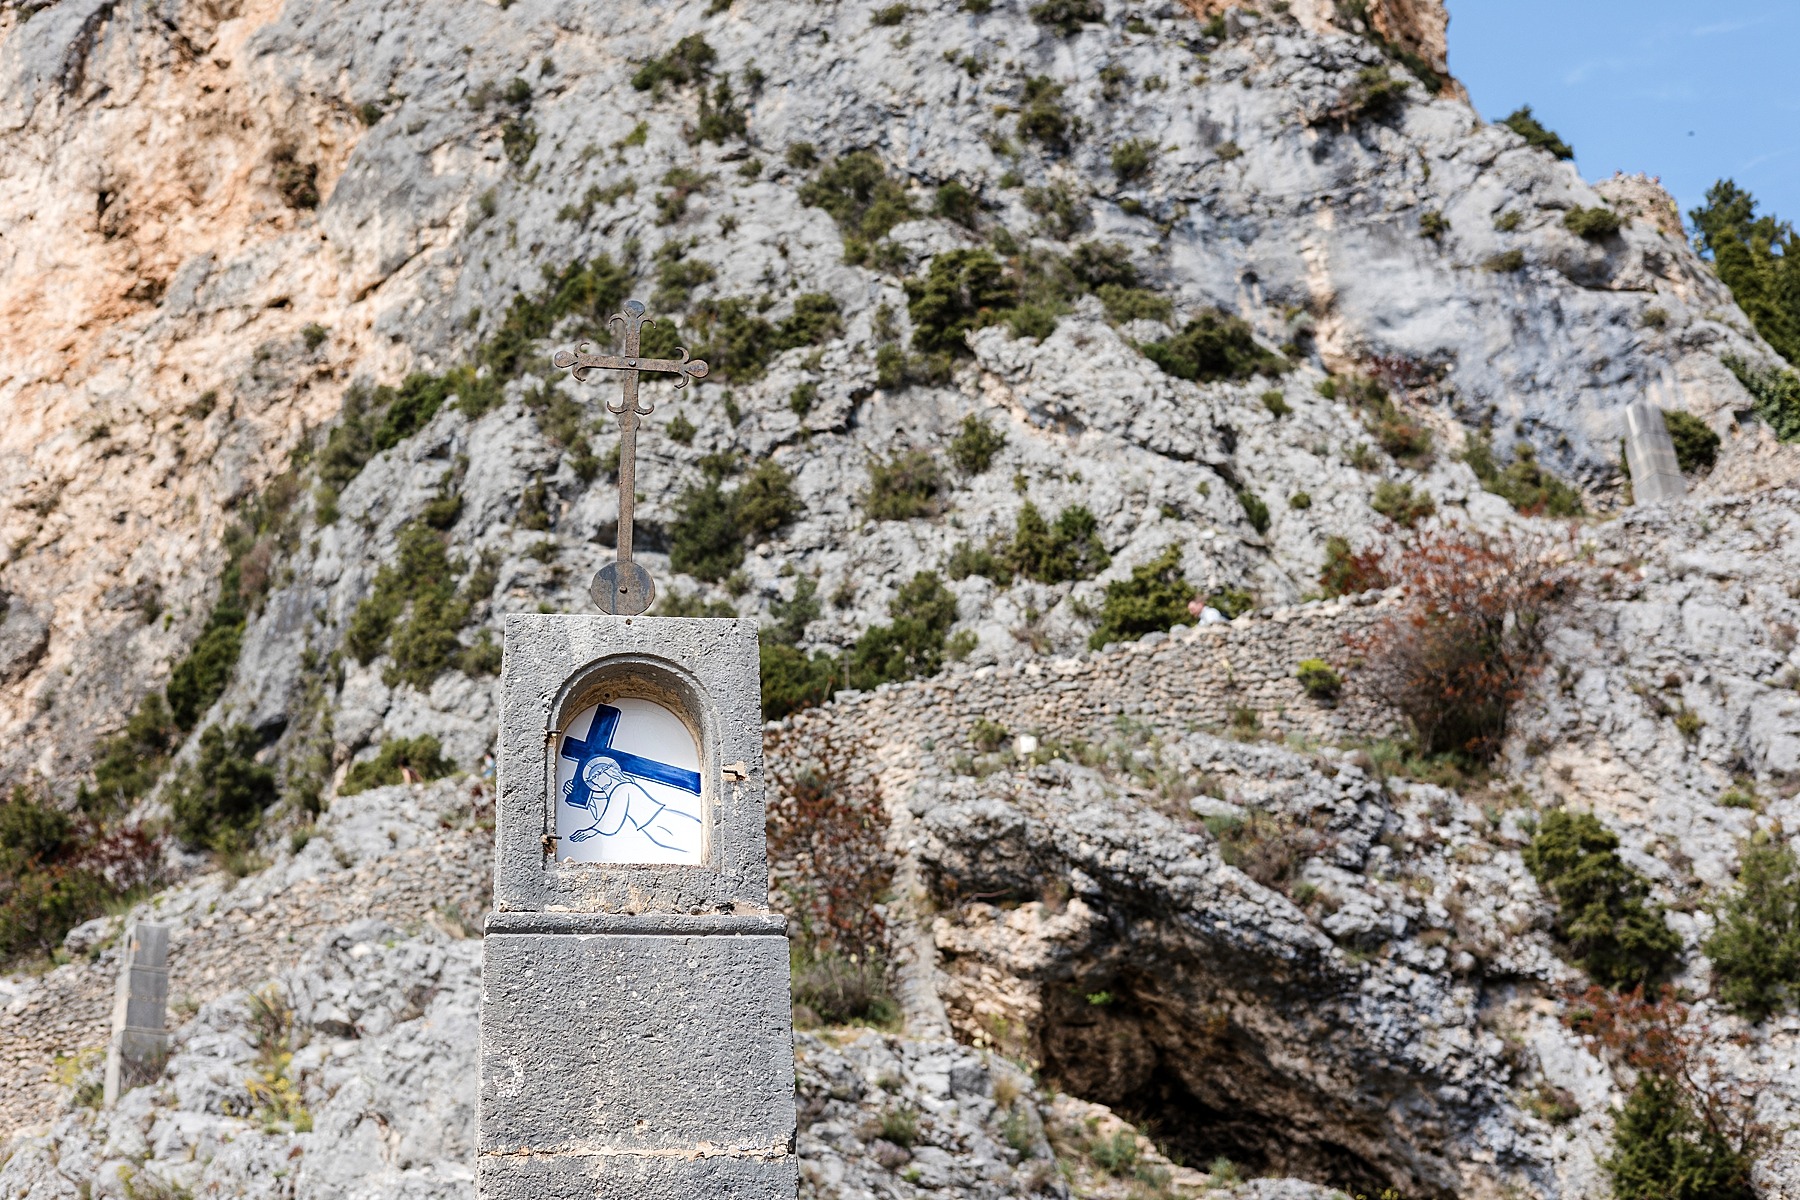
[553,299,708,616]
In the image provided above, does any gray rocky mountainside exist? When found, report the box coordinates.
[3,0,1800,1198]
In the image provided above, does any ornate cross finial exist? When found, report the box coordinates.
[553,300,708,616]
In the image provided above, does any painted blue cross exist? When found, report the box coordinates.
[559,703,702,816]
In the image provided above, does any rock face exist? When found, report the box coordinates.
[1,0,1793,789]
[3,494,1800,1196]
[5,0,1800,1197]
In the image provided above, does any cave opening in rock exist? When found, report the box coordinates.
[1033,975,1429,1199]
[1114,1065,1396,1200]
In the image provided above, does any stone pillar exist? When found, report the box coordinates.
[480,615,797,1200]
[103,922,170,1105]
[1623,401,1686,505]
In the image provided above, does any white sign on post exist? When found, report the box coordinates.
[554,697,705,865]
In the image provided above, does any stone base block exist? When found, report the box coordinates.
[479,931,796,1199]
[479,1148,798,1200]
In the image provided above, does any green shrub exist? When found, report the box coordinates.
[421,490,464,530]
[844,572,960,690]
[666,413,697,444]
[1017,76,1073,153]
[1237,490,1270,534]
[1110,138,1154,183]
[692,79,747,144]
[1005,303,1060,340]
[1141,310,1286,382]
[798,151,918,263]
[970,718,1008,752]
[906,249,1018,356]
[1563,206,1622,240]
[687,292,841,381]
[1295,659,1342,700]
[340,735,454,797]
[1205,588,1254,619]
[631,34,716,93]
[1606,1075,1757,1200]
[1705,839,1800,1021]
[1722,353,1800,442]
[933,181,981,229]
[1338,377,1432,464]
[863,450,945,521]
[1318,66,1409,126]
[84,695,178,815]
[1021,181,1089,240]
[1096,284,1171,323]
[791,950,898,1026]
[1090,545,1194,649]
[0,806,116,963]
[654,167,715,225]
[1501,106,1574,159]
[0,793,72,863]
[728,460,803,541]
[1261,390,1291,417]
[759,641,842,720]
[344,521,493,688]
[502,115,537,167]
[1485,249,1526,273]
[557,177,638,225]
[949,415,1006,473]
[945,538,1012,585]
[871,3,908,24]
[165,613,243,732]
[1494,210,1522,232]
[1419,209,1449,240]
[168,724,278,851]
[1010,502,1108,582]
[1524,810,1681,989]
[1069,240,1138,289]
[1660,410,1719,473]
[656,591,737,618]
[1370,480,1435,527]
[1029,0,1101,35]
[1460,435,1584,517]
[670,460,801,581]
[1288,492,1311,510]
[1691,181,1800,365]
[164,477,305,731]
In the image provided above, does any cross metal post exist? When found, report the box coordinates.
[553,299,708,615]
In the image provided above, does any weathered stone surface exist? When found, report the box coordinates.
[479,1153,798,1200]
[4,0,1795,792]
[480,933,796,1154]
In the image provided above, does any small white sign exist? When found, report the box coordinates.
[555,697,704,865]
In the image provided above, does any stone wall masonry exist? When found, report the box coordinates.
[779,590,1407,764]
[0,780,492,1140]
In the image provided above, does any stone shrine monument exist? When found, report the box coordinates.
[103,922,170,1105]
[478,302,797,1200]
[1622,385,1687,506]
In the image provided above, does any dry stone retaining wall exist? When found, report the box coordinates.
[780,590,1405,760]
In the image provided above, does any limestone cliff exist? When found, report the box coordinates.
[1,0,1792,792]
[4,0,1800,1197]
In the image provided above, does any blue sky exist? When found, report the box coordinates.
[1446,0,1800,235]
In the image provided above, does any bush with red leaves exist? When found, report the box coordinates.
[764,727,891,958]
[0,788,163,964]
[1566,986,1764,1200]
[1348,529,1575,762]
